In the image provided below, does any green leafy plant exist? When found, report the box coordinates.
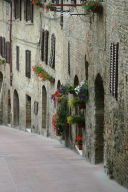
[83,1,102,13]
[0,58,6,64]
[67,115,85,125]
[59,84,75,94]
[55,97,69,136]
[68,97,85,108]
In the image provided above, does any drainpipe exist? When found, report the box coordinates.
[9,0,13,85]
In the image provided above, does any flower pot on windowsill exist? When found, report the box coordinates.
[77,144,82,150]
[91,5,103,14]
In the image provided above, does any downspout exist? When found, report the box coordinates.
[9,0,13,85]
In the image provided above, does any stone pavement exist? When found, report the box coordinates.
[0,126,127,192]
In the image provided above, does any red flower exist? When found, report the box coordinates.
[75,136,82,141]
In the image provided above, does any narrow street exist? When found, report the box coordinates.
[0,126,127,192]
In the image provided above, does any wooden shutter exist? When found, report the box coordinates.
[0,37,2,56]
[2,37,6,58]
[16,46,19,70]
[24,0,27,20]
[44,31,49,65]
[6,42,10,64]
[25,50,31,78]
[49,34,55,69]
[41,30,45,61]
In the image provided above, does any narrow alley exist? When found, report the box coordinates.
[0,126,127,192]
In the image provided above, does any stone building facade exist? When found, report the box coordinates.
[0,0,127,188]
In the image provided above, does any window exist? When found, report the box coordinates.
[110,42,119,100]
[16,46,19,70]
[25,50,31,78]
[85,55,89,80]
[41,30,45,62]
[49,34,55,69]
[6,42,10,64]
[41,30,49,65]
[24,0,33,22]
[0,37,2,56]
[2,37,6,59]
[14,0,22,20]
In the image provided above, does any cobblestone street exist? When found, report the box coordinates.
[0,126,127,192]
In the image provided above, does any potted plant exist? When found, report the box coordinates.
[0,58,6,64]
[59,84,75,94]
[83,1,103,14]
[32,65,55,83]
[74,81,88,100]
[68,97,85,108]
[75,136,83,150]
[67,115,85,127]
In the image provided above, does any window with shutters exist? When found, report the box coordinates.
[14,0,22,20]
[16,46,19,71]
[41,30,49,65]
[0,37,2,56]
[25,50,31,78]
[41,30,45,62]
[2,37,6,59]
[110,42,119,100]
[24,0,33,22]
[6,42,10,64]
[85,55,89,80]
[49,34,56,69]
[68,42,70,75]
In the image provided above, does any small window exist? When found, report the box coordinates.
[25,50,31,78]
[24,0,33,22]
[14,0,22,20]
[16,46,19,70]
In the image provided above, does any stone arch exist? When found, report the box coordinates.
[13,89,19,126]
[95,74,104,163]
[42,86,47,129]
[0,72,3,92]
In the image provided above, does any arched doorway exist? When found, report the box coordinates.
[0,72,3,92]
[0,72,3,124]
[13,90,19,126]
[42,86,47,129]
[95,74,104,163]
[26,95,31,129]
[57,80,61,90]
[8,90,11,124]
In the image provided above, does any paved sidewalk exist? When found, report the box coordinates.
[0,126,127,192]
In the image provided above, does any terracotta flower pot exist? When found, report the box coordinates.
[77,144,82,150]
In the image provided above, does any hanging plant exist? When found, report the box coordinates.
[83,1,103,14]
[68,97,85,108]
[74,80,88,100]
[0,58,6,64]
[67,115,85,125]
[32,65,55,83]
